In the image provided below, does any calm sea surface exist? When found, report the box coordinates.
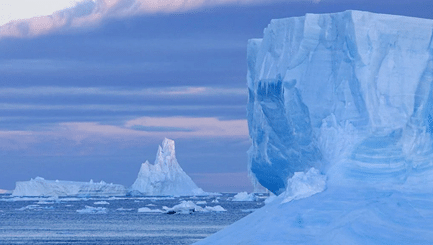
[0,193,267,244]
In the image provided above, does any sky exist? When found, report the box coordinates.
[0,0,432,192]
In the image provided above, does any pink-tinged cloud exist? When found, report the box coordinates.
[0,0,319,38]
[57,116,248,143]
[0,130,38,150]
[124,116,248,137]
[0,117,248,153]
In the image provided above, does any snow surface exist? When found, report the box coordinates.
[281,168,326,203]
[12,177,127,197]
[196,10,433,244]
[130,138,205,196]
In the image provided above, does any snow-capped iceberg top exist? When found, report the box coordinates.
[12,177,127,197]
[130,138,205,196]
[247,10,433,194]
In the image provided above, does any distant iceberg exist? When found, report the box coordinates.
[231,192,256,202]
[130,138,205,196]
[12,177,127,197]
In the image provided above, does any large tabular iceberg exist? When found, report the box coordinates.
[130,138,205,196]
[246,10,433,194]
[196,10,433,244]
[12,177,127,197]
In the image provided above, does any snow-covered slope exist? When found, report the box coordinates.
[130,138,204,196]
[197,10,433,244]
[12,177,127,197]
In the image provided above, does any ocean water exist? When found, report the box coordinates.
[0,193,267,244]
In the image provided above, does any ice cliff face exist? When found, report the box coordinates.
[12,177,127,197]
[247,10,433,194]
[196,11,433,245]
[130,138,204,196]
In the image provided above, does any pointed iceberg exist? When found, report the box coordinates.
[130,138,205,196]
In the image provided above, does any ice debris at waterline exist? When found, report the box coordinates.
[163,200,226,214]
[231,192,256,201]
[196,10,433,245]
[138,207,163,213]
[76,206,108,214]
[130,138,205,196]
[12,177,127,197]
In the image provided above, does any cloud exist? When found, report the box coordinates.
[0,116,248,151]
[124,116,248,137]
[0,86,245,97]
[0,130,38,150]
[60,116,248,142]
[0,0,87,26]
[0,0,320,38]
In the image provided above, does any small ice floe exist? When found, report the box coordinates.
[94,201,109,205]
[76,206,107,214]
[108,197,126,200]
[232,192,256,202]
[137,207,163,213]
[36,200,56,205]
[196,201,207,205]
[163,201,226,214]
[211,199,219,203]
[16,204,54,211]
[146,203,156,207]
[17,205,40,211]
[60,198,86,202]
[204,205,226,212]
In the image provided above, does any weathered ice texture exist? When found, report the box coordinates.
[196,10,433,245]
[130,138,204,196]
[247,10,433,194]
